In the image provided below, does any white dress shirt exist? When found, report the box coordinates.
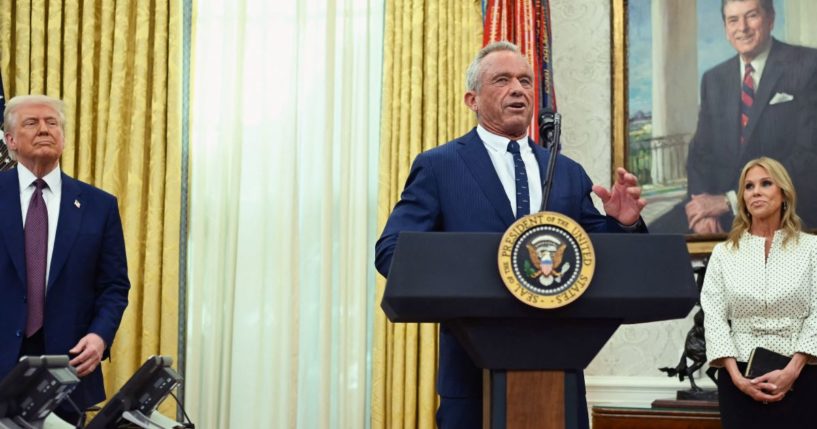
[738,42,771,90]
[18,163,62,285]
[477,125,542,217]
[701,231,817,365]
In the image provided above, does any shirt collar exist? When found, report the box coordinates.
[17,163,62,193]
[740,39,772,80]
[476,124,531,154]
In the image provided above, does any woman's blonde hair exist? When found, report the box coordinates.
[727,157,801,248]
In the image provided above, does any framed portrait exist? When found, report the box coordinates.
[612,0,817,253]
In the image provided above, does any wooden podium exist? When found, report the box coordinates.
[382,232,698,429]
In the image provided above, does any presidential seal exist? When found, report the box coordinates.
[497,211,595,309]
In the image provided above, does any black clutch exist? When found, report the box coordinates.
[744,347,791,378]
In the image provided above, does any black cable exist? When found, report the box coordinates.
[168,392,195,429]
[62,396,84,429]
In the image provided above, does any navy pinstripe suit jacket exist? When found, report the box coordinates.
[375,128,638,401]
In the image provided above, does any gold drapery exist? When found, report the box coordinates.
[373,1,482,427]
[0,0,182,413]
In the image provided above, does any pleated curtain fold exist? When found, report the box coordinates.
[372,1,483,427]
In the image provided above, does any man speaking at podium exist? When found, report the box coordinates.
[376,41,647,428]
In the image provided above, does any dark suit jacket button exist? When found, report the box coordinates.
[15,330,21,337]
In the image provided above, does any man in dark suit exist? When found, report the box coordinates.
[0,95,130,422]
[652,0,817,233]
[375,41,647,429]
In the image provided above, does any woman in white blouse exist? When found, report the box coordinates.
[701,157,817,428]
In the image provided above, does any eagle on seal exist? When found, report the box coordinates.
[526,239,568,286]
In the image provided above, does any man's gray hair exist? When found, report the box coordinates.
[721,0,774,21]
[2,95,67,161]
[465,41,522,92]
[3,95,66,133]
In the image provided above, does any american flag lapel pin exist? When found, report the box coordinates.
[74,199,81,208]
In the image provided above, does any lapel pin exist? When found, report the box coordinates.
[74,199,81,208]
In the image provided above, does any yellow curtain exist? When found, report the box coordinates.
[0,0,182,413]
[373,1,482,427]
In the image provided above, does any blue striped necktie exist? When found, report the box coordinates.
[507,140,530,219]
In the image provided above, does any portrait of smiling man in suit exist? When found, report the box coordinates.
[650,0,817,234]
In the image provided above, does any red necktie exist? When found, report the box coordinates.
[740,63,754,145]
[25,179,48,337]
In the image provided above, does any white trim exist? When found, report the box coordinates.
[586,375,717,409]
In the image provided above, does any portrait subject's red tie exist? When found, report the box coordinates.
[740,63,755,145]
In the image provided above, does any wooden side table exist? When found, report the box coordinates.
[592,401,722,429]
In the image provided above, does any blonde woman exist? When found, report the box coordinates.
[701,157,817,428]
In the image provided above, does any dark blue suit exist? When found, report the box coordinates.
[375,128,643,428]
[0,168,130,411]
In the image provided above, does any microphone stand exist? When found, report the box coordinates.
[539,110,561,212]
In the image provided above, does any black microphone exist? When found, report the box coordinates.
[538,110,557,149]
[539,110,561,212]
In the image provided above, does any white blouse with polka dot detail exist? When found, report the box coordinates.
[701,231,817,365]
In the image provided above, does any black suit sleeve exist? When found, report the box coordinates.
[781,59,817,227]
[687,71,719,196]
